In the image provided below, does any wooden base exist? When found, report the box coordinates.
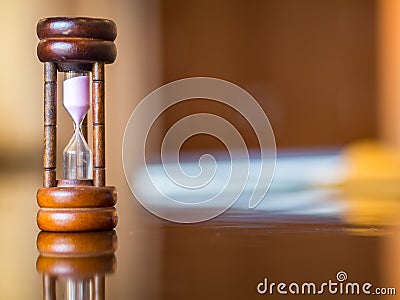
[37,182,117,232]
[37,186,117,208]
[37,207,117,232]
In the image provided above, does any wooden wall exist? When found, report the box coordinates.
[160,0,377,150]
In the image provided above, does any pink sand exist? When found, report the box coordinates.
[63,76,90,124]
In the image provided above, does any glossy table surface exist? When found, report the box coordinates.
[2,170,400,299]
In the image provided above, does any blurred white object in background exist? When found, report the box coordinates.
[133,151,347,217]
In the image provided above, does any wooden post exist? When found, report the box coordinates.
[92,62,106,187]
[43,62,57,188]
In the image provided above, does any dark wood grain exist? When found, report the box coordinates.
[43,126,56,169]
[93,169,106,188]
[37,17,117,41]
[92,62,106,187]
[93,125,105,168]
[43,62,57,188]
[37,39,117,64]
[43,170,56,190]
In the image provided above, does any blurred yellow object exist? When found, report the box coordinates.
[339,140,400,229]
[344,140,400,183]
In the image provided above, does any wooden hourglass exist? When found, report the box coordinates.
[36,17,117,231]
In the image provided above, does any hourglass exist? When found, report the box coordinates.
[36,17,118,231]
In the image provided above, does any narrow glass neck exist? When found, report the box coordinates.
[73,120,83,131]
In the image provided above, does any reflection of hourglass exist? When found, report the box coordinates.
[36,17,118,231]
[36,231,117,299]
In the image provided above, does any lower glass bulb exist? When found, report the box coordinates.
[63,124,93,180]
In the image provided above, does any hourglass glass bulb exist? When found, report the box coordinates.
[62,72,93,180]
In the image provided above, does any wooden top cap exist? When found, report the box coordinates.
[37,17,117,41]
[37,17,117,65]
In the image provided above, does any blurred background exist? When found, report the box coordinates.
[3,0,400,222]
[2,0,400,169]
[2,0,400,298]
